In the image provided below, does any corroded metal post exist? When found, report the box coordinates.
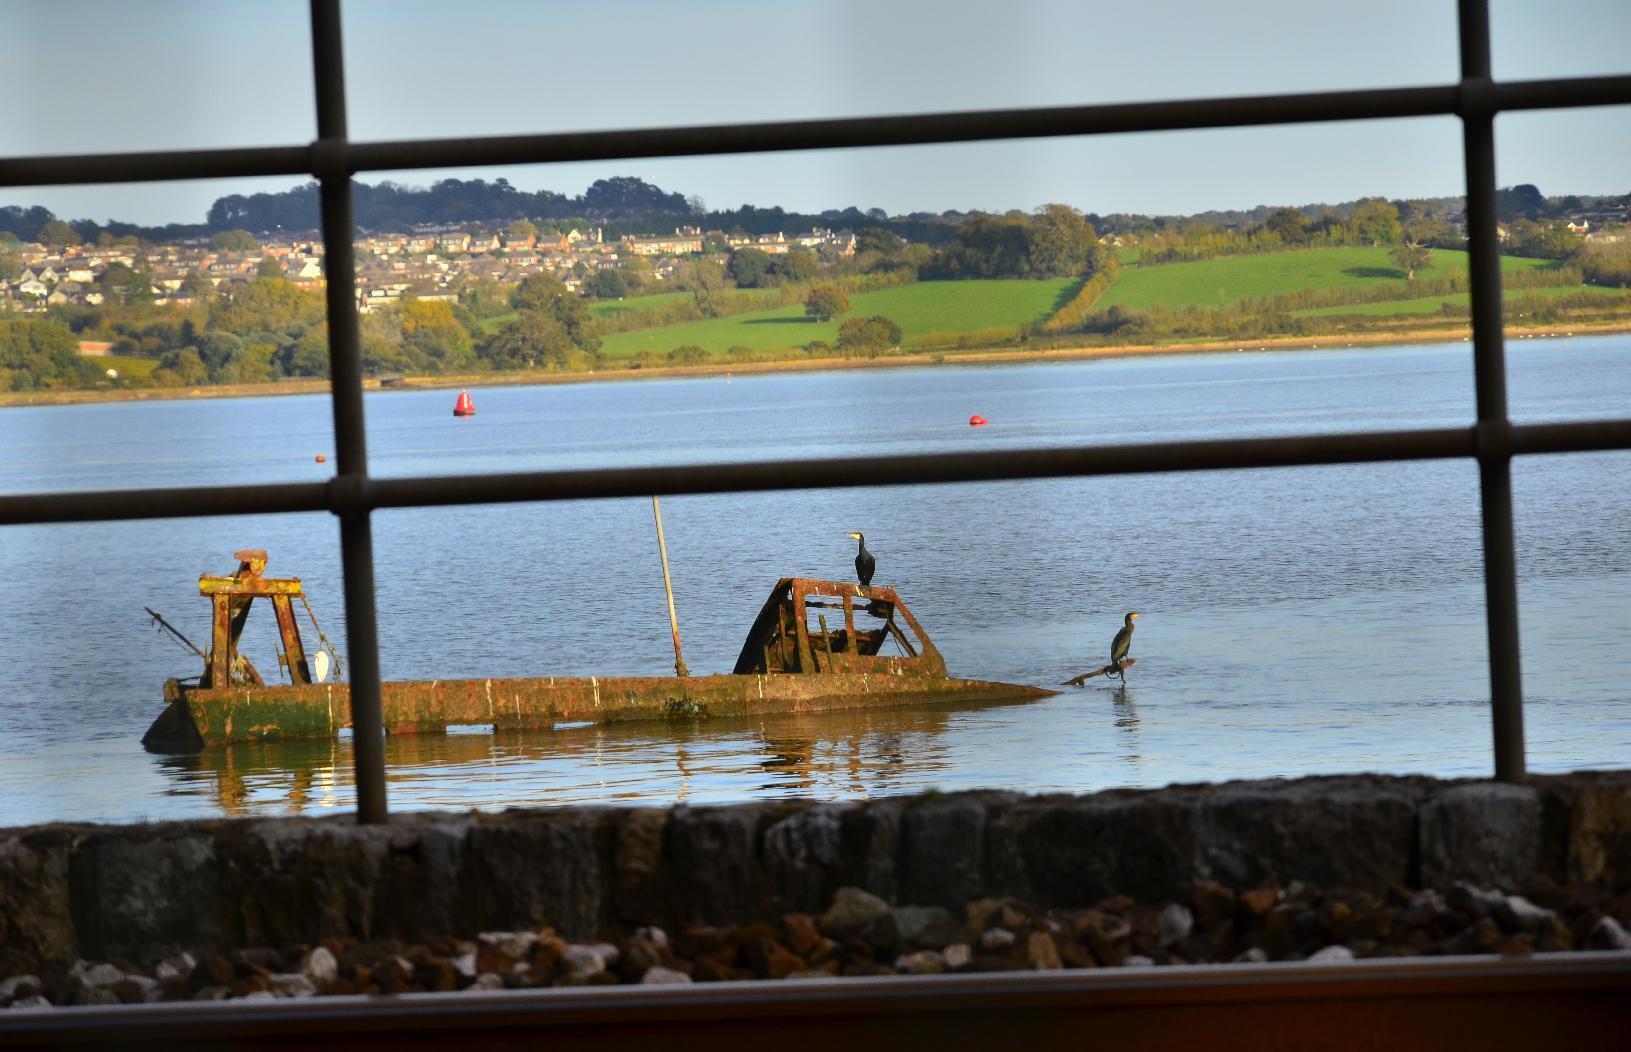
[1458,0,1526,782]
[652,496,689,677]
[310,0,389,821]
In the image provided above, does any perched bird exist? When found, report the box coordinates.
[847,531,876,588]
[1109,612,1141,681]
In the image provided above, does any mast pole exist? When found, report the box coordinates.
[652,495,689,677]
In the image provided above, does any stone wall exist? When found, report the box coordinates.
[2,771,1628,973]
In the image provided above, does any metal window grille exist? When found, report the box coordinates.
[3,0,1631,826]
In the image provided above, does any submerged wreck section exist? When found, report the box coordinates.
[143,563,1056,751]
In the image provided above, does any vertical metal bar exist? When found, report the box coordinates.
[310,0,388,821]
[1459,0,1526,781]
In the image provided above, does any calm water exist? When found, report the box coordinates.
[1,336,1627,825]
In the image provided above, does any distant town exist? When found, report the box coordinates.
[1,177,1628,397]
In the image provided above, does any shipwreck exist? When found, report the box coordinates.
[142,550,1057,751]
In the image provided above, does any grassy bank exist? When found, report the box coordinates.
[601,278,1076,358]
[1094,247,1554,312]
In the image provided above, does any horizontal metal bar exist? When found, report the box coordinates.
[372,428,1479,509]
[3,418,1625,529]
[0,144,313,190]
[0,481,329,526]
[4,74,1630,189]
[1,954,1626,1048]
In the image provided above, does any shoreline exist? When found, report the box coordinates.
[3,320,1626,410]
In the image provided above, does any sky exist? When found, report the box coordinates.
[2,0,1629,227]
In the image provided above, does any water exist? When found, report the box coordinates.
[2,335,1627,824]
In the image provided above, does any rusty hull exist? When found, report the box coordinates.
[146,672,1057,749]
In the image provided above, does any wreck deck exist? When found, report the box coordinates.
[144,673,1059,750]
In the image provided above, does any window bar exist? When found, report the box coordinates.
[1459,0,1526,781]
[310,0,388,822]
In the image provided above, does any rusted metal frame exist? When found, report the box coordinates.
[2,954,1626,1047]
[271,595,313,685]
[198,576,306,597]
[1459,0,1525,782]
[2,421,1630,531]
[309,0,388,824]
[5,73,1631,190]
[207,594,231,688]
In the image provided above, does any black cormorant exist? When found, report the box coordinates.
[1109,611,1141,681]
[847,531,876,588]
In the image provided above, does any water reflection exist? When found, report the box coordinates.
[1108,682,1145,767]
[151,697,1034,817]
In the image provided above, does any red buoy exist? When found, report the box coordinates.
[969,415,989,427]
[315,454,326,463]
[453,389,476,417]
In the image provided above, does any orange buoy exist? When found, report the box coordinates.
[969,415,989,427]
[315,454,326,463]
[453,389,476,417]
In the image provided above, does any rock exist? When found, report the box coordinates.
[1307,945,1355,964]
[965,898,1008,934]
[1420,784,1542,890]
[621,938,664,977]
[1232,948,1268,964]
[1157,904,1193,948]
[1448,882,1507,919]
[268,973,317,998]
[478,930,539,960]
[451,952,477,980]
[1121,955,1155,967]
[980,928,1016,951]
[764,805,849,913]
[783,913,821,956]
[889,905,952,947]
[1239,887,1279,917]
[1025,931,1062,970]
[1495,895,1556,933]
[77,962,125,988]
[193,985,231,1001]
[641,966,693,984]
[1189,880,1236,929]
[8,995,51,1010]
[666,806,764,926]
[943,943,973,970]
[902,796,994,909]
[72,986,120,1006]
[232,947,283,976]
[633,926,669,950]
[475,943,513,975]
[155,952,195,985]
[301,946,338,988]
[1404,889,1446,926]
[374,955,416,994]
[562,944,609,977]
[188,954,235,993]
[471,973,505,990]
[1585,917,1631,951]
[821,886,890,936]
[894,950,946,975]
[240,990,276,1001]
[1262,904,1302,958]
[0,976,41,1002]
[757,941,805,980]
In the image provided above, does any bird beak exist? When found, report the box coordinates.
[846,532,861,540]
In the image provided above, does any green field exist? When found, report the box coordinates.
[1095,247,1557,312]
[601,278,1077,358]
[101,354,158,381]
[587,290,691,317]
